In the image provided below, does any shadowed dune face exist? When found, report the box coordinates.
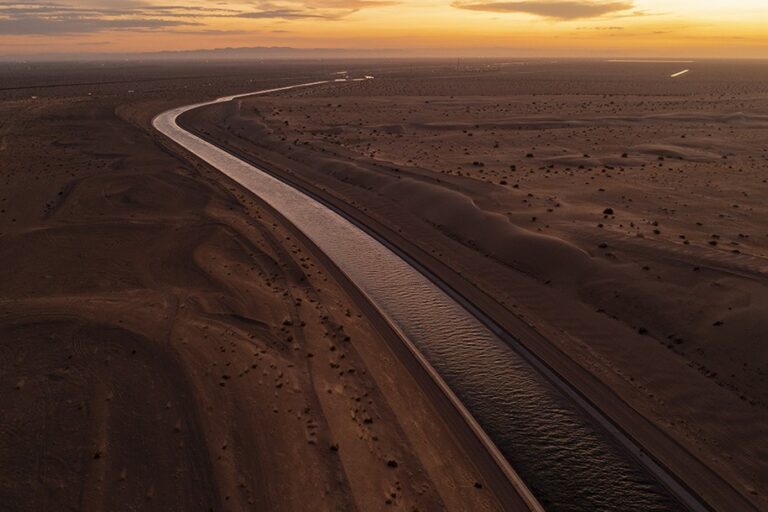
[52,172,216,220]
[312,156,594,281]
[181,60,768,509]
[378,176,595,282]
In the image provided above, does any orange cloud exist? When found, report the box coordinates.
[452,0,634,20]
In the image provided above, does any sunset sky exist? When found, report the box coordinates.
[1,0,767,58]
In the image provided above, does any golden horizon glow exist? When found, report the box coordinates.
[1,1,767,58]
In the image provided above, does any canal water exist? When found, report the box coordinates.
[155,86,685,512]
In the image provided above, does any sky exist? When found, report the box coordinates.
[0,0,767,58]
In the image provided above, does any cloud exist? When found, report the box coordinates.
[452,0,634,20]
[0,0,396,34]
[0,1,208,34]
[178,29,252,35]
[305,0,396,6]
[237,8,328,19]
[236,1,397,20]
[576,25,623,30]
[0,12,199,35]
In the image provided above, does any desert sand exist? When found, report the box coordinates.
[181,60,768,510]
[0,62,513,511]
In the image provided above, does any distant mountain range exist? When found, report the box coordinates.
[140,46,406,60]
[0,45,595,62]
[0,46,414,62]
[4,45,716,62]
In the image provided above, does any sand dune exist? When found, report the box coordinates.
[378,177,595,282]
[418,111,768,131]
[629,144,721,162]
